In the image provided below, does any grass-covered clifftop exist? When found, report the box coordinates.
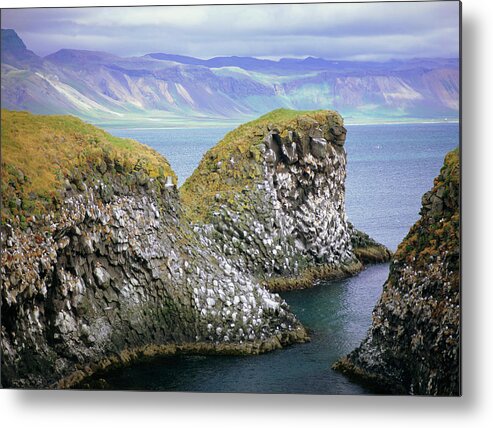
[180,107,386,290]
[1,109,176,227]
[394,147,459,269]
[180,108,343,224]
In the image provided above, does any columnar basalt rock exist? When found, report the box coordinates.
[1,111,307,388]
[1,108,390,389]
[181,109,390,291]
[333,148,460,396]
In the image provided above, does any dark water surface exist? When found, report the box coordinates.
[100,122,459,393]
[98,264,389,394]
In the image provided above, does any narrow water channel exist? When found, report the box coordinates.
[95,122,458,393]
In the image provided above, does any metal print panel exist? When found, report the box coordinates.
[0,1,461,395]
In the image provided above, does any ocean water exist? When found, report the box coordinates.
[107,127,235,186]
[99,122,459,394]
[344,122,459,251]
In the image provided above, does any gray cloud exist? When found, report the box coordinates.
[1,2,460,60]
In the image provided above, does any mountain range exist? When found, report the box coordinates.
[1,29,459,126]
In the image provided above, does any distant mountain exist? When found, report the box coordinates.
[1,28,41,68]
[146,53,292,73]
[45,49,121,66]
[1,29,459,126]
[147,52,458,75]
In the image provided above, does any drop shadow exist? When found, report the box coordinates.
[458,5,481,410]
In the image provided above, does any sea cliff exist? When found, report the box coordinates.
[333,148,460,395]
[181,109,390,291]
[1,108,389,389]
[1,110,307,388]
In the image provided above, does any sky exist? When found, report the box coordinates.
[1,1,460,61]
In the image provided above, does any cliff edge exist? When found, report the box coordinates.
[1,110,307,388]
[181,109,390,291]
[333,148,460,395]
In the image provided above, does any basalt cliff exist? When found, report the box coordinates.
[181,109,390,291]
[333,148,460,396]
[1,108,389,388]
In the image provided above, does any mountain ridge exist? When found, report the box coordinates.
[1,29,459,126]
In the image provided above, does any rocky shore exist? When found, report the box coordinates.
[1,108,389,388]
[333,148,460,396]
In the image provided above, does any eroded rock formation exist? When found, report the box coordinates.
[333,148,460,396]
[181,109,390,291]
[1,108,390,389]
[1,111,307,388]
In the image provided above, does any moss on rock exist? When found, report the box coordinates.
[264,260,363,293]
[63,326,309,389]
[180,108,343,224]
[1,109,176,227]
[333,147,460,396]
[349,225,393,264]
[181,108,389,290]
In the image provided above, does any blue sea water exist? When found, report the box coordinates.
[101,122,459,394]
[107,127,235,186]
[345,122,459,251]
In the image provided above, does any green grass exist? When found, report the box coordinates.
[180,108,343,223]
[1,109,176,226]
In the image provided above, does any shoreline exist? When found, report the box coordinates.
[61,257,391,389]
[332,356,405,395]
[264,260,363,293]
[100,119,460,131]
[264,244,392,293]
[58,327,309,389]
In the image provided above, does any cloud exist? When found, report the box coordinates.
[1,2,460,60]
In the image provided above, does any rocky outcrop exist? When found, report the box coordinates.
[1,110,307,388]
[349,224,392,264]
[1,108,391,389]
[181,109,390,291]
[333,148,460,396]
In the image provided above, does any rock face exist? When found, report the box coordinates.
[1,108,391,389]
[333,148,460,396]
[1,110,307,388]
[181,109,390,291]
[349,224,392,264]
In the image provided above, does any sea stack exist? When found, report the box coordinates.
[181,109,391,291]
